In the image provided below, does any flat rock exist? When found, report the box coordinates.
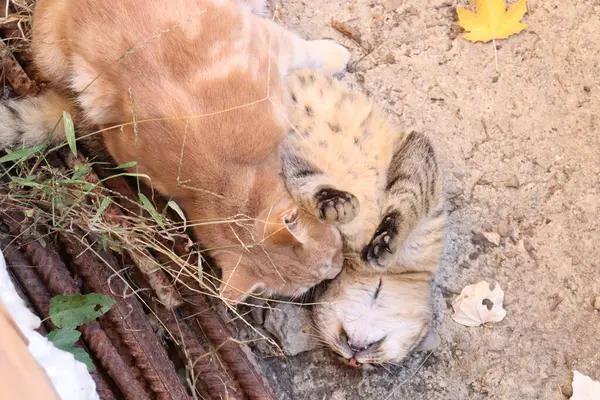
[263,304,319,356]
[482,231,501,246]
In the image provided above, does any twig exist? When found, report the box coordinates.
[330,19,361,41]
[127,248,183,309]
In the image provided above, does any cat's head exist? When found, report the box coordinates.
[218,203,344,302]
[313,267,439,367]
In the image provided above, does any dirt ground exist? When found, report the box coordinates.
[251,0,600,398]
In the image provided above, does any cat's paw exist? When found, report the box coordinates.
[361,212,399,269]
[310,40,350,74]
[314,187,359,224]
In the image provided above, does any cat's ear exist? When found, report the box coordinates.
[416,329,440,352]
[219,266,265,303]
[262,207,308,245]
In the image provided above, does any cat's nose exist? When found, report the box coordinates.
[347,357,362,368]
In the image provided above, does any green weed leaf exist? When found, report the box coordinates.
[10,176,43,189]
[71,163,91,181]
[0,144,45,163]
[100,234,109,251]
[46,328,96,371]
[63,111,77,156]
[71,347,96,371]
[139,193,165,229]
[167,200,187,229]
[47,328,81,349]
[92,197,112,223]
[109,161,137,170]
[49,293,115,329]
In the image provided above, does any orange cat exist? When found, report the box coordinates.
[0,0,350,301]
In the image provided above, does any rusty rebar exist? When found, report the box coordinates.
[1,236,56,330]
[90,371,118,400]
[1,235,121,399]
[124,186,276,400]
[129,267,244,400]
[0,40,36,96]
[62,151,183,310]
[0,211,149,400]
[59,229,190,400]
[182,293,277,400]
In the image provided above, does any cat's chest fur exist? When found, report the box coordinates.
[284,74,402,249]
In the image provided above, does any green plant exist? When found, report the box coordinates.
[46,293,116,371]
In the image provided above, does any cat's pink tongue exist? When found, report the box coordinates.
[348,358,361,368]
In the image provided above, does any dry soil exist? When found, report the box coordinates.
[251,0,600,398]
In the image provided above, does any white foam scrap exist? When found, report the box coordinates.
[572,370,600,400]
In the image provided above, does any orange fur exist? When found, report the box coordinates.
[21,0,350,301]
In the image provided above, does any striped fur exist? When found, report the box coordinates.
[282,69,447,366]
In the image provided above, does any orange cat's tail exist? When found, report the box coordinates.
[0,91,75,150]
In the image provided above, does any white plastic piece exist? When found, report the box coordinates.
[572,370,600,400]
[0,249,99,400]
[451,280,507,327]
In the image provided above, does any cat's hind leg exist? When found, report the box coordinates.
[362,131,443,270]
[258,17,350,75]
[282,145,359,224]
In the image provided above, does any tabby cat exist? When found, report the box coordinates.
[282,70,447,366]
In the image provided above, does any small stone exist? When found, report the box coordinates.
[504,175,520,188]
[263,304,319,356]
[550,293,564,311]
[561,373,574,398]
[384,53,396,64]
[482,231,501,246]
[593,296,600,310]
[497,221,510,237]
[523,240,535,253]
[471,232,488,247]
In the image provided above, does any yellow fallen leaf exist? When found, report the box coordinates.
[457,0,528,43]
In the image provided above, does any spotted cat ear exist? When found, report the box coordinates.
[416,329,440,352]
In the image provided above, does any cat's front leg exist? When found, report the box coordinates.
[361,210,404,268]
[362,131,442,270]
[282,146,359,224]
[314,187,359,224]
